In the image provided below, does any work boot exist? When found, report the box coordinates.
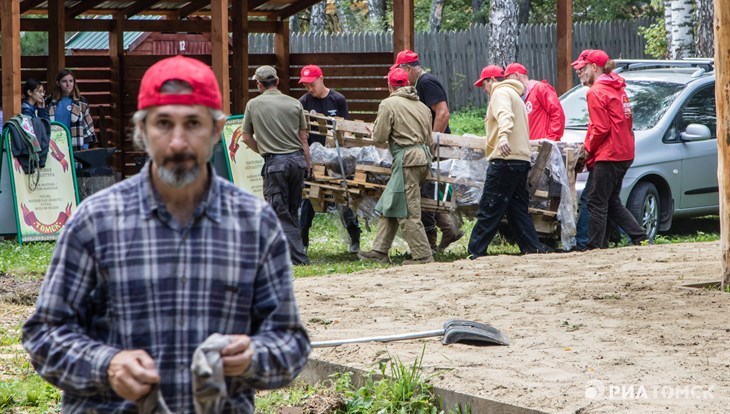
[403,256,435,265]
[358,250,390,264]
[349,240,361,254]
[437,229,464,252]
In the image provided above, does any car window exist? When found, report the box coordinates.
[562,80,685,131]
[678,84,716,138]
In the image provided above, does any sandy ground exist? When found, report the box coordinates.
[296,241,730,413]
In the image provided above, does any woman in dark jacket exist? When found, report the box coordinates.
[21,78,50,120]
[47,68,96,150]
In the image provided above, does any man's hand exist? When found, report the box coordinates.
[221,335,254,376]
[108,350,160,402]
[497,137,511,158]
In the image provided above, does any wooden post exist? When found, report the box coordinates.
[393,0,415,56]
[48,0,66,86]
[211,0,231,113]
[1,0,21,117]
[109,12,124,173]
[232,0,249,114]
[274,20,290,95]
[556,0,573,95]
[716,0,730,289]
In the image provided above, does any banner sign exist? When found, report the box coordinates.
[220,115,264,199]
[2,122,79,243]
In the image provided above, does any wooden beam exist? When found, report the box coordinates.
[47,0,65,87]
[716,0,730,289]
[232,0,250,114]
[123,0,160,18]
[20,16,278,33]
[174,0,209,19]
[274,20,290,95]
[392,0,414,55]
[19,0,45,14]
[556,0,573,95]
[211,0,231,113]
[275,0,324,19]
[1,0,22,118]
[248,0,270,11]
[67,0,105,18]
[109,12,124,155]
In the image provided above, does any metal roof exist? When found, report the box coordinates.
[65,15,158,50]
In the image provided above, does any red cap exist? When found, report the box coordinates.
[299,65,323,84]
[388,68,410,87]
[137,55,222,111]
[572,49,610,69]
[474,65,504,87]
[504,62,528,76]
[390,49,419,70]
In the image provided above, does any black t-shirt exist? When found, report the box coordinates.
[299,89,349,145]
[415,72,451,133]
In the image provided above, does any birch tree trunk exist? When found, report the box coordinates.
[368,0,385,29]
[290,15,300,33]
[516,0,531,26]
[664,0,672,58]
[472,0,486,24]
[310,2,326,33]
[670,0,695,59]
[334,0,350,32]
[694,0,714,57]
[429,0,445,32]
[488,0,519,67]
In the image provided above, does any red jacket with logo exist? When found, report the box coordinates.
[584,73,634,167]
[525,80,565,141]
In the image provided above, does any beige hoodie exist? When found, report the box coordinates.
[484,79,531,162]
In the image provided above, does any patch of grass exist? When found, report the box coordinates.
[449,107,487,136]
[256,347,472,413]
[0,241,54,280]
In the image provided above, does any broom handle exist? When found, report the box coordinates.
[311,329,445,348]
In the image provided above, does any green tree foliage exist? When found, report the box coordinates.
[529,0,660,24]
[415,0,488,31]
[638,18,668,59]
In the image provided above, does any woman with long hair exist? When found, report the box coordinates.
[21,78,50,120]
[47,68,97,150]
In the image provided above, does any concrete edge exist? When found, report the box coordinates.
[298,357,547,414]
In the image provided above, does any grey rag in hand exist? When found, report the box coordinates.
[191,333,232,414]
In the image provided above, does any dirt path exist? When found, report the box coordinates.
[296,242,730,413]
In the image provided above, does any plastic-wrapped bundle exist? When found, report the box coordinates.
[528,140,577,251]
[309,142,359,177]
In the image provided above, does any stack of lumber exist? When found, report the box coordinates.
[303,112,584,239]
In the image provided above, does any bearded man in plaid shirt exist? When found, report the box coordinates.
[22,56,311,413]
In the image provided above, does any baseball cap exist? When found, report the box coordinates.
[299,65,323,84]
[137,55,222,110]
[473,65,504,87]
[390,49,419,70]
[572,49,610,69]
[388,68,410,87]
[253,65,278,82]
[504,62,528,76]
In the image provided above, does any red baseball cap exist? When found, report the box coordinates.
[504,62,528,76]
[390,49,419,70]
[299,65,323,84]
[137,55,222,111]
[474,65,504,87]
[388,68,410,87]
[572,49,610,69]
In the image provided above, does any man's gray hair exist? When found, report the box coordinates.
[132,108,226,150]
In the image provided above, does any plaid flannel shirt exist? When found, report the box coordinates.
[22,162,311,413]
[48,96,97,150]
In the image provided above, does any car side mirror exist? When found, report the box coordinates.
[680,123,712,142]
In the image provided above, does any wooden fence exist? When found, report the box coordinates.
[250,18,653,110]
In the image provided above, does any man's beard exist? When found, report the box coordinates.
[157,152,201,188]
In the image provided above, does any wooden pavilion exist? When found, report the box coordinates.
[0,0,417,176]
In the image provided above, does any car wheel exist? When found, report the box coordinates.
[627,182,660,241]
